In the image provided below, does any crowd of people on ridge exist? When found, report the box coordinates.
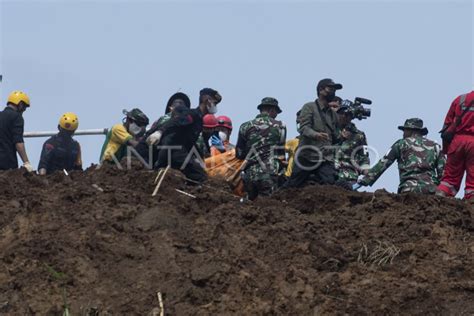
[0,79,473,201]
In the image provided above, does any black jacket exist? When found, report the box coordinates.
[156,105,204,152]
[38,133,82,174]
[0,107,24,170]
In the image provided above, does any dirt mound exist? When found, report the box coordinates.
[1,165,473,315]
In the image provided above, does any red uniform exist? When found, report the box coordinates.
[438,91,474,199]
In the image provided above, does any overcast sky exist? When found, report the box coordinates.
[1,0,473,194]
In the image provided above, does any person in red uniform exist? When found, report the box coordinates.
[437,91,474,199]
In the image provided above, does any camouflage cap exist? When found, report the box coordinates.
[257,97,282,114]
[123,108,150,127]
[398,118,428,135]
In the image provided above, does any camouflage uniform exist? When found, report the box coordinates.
[195,133,211,159]
[236,98,286,199]
[360,118,445,194]
[149,113,172,132]
[335,122,370,183]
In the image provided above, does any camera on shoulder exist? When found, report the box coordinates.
[340,97,372,120]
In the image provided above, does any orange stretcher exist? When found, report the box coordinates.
[205,149,245,197]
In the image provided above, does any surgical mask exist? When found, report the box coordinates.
[129,122,143,136]
[218,131,228,142]
[207,102,217,114]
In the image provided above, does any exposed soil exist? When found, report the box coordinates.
[0,164,473,315]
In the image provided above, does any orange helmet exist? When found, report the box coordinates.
[203,114,218,128]
[216,115,232,130]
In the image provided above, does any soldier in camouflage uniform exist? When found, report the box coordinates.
[236,97,287,200]
[195,114,218,159]
[335,105,370,184]
[359,118,445,194]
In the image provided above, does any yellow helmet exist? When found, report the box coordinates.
[59,112,79,131]
[7,91,30,107]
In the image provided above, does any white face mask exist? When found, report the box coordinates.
[207,102,218,114]
[129,122,143,136]
[218,131,228,142]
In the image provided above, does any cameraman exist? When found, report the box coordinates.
[335,105,370,185]
[284,78,342,188]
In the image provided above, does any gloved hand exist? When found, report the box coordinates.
[352,183,362,191]
[357,176,370,187]
[22,161,34,173]
[146,131,163,146]
[211,135,225,150]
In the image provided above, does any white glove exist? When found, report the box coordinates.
[23,161,34,172]
[146,131,163,146]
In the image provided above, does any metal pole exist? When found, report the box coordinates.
[24,128,109,138]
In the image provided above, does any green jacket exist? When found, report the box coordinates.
[298,99,340,162]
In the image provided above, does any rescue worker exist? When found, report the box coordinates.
[436,91,474,199]
[359,118,445,194]
[100,108,149,163]
[149,92,191,132]
[236,97,286,200]
[38,113,82,175]
[335,105,370,185]
[0,91,33,172]
[210,115,234,155]
[135,92,191,165]
[284,78,343,188]
[196,114,218,159]
[146,88,222,183]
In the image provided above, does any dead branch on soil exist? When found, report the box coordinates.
[175,189,196,199]
[152,166,170,196]
[151,292,164,316]
[91,184,104,192]
[357,241,400,266]
[158,292,164,316]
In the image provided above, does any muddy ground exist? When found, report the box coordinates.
[0,164,473,315]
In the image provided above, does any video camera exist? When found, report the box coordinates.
[340,97,372,120]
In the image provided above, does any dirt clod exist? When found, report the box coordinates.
[0,165,473,314]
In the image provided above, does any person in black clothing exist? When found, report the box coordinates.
[0,91,34,172]
[135,92,191,166]
[38,112,82,175]
[146,88,222,183]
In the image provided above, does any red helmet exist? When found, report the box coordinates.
[216,115,232,130]
[203,114,218,128]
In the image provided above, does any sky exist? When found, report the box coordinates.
[1,0,473,194]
